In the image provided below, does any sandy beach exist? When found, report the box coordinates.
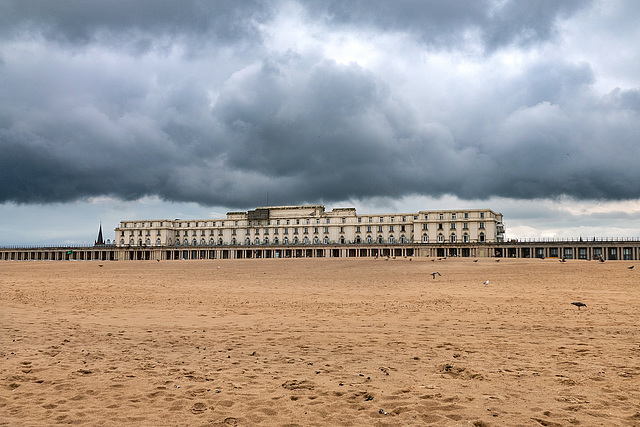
[1,257,639,426]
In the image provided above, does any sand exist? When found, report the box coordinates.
[1,257,639,426]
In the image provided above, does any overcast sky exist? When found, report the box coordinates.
[1,0,639,245]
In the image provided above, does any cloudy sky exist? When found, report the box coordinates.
[1,0,639,245]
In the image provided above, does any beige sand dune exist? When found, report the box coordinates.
[1,258,639,426]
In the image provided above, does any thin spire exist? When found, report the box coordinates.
[95,222,104,246]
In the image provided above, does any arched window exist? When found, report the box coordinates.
[294,237,299,244]
[176,240,181,246]
[255,237,260,245]
[218,238,223,245]
[246,237,251,245]
[355,235,361,244]
[450,233,456,243]
[184,238,189,246]
[210,238,215,246]
[400,235,406,243]
[201,238,206,246]
[232,237,237,245]
[130,238,134,246]
[283,237,288,244]
[377,235,383,244]
[138,239,143,246]
[479,232,485,242]
[388,235,394,244]
[192,238,197,246]
[146,238,151,246]
[264,237,269,245]
[438,234,444,243]
[423,234,428,243]
[463,233,469,243]
[339,236,345,244]
[121,239,125,246]
[311,237,316,244]
[156,238,161,246]
[367,235,372,244]
[323,236,329,244]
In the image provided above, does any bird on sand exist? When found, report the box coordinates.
[495,259,500,262]
[473,259,478,262]
[430,272,441,279]
[98,264,103,267]
[483,280,489,285]
[571,302,587,310]
[217,266,221,269]
[629,266,635,270]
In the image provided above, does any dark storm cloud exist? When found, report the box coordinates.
[0,0,639,209]
[306,0,591,50]
[0,0,271,50]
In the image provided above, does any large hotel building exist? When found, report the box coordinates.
[3,204,640,261]
[116,204,504,248]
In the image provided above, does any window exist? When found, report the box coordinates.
[201,238,205,246]
[439,214,444,219]
[326,219,330,224]
[304,227,309,234]
[463,233,469,243]
[314,227,319,234]
[391,217,394,222]
[369,217,373,223]
[378,226,383,232]
[438,234,444,243]
[324,227,329,233]
[463,223,468,229]
[402,216,406,222]
[389,225,394,232]
[380,217,384,222]
[294,228,298,234]
[210,238,215,246]
[339,236,345,244]
[479,232,485,242]
[479,222,485,229]
[422,224,428,230]
[324,236,329,244]
[367,235,372,243]
[422,234,428,243]
[367,226,372,232]
[452,213,456,219]
[156,238,162,246]
[192,238,197,246]
[356,226,361,233]
[400,225,405,232]
[450,234,456,243]
[480,212,485,219]
[438,223,443,230]
[340,226,344,233]
[388,236,394,243]
[313,237,318,244]
[358,217,362,223]
[377,235,383,243]
[284,228,288,234]
[342,218,346,223]
[464,213,469,219]
[274,228,279,235]
[450,223,455,230]
[401,235,406,243]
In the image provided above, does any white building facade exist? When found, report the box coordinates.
[115,205,505,248]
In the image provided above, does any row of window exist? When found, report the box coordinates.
[120,212,491,229]
[121,231,486,247]
[122,222,488,238]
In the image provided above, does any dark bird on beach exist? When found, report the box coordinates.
[495,259,500,262]
[430,272,441,279]
[483,280,489,285]
[571,302,587,310]
[560,258,566,262]
[473,259,478,262]
[629,266,634,270]
[98,264,103,267]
